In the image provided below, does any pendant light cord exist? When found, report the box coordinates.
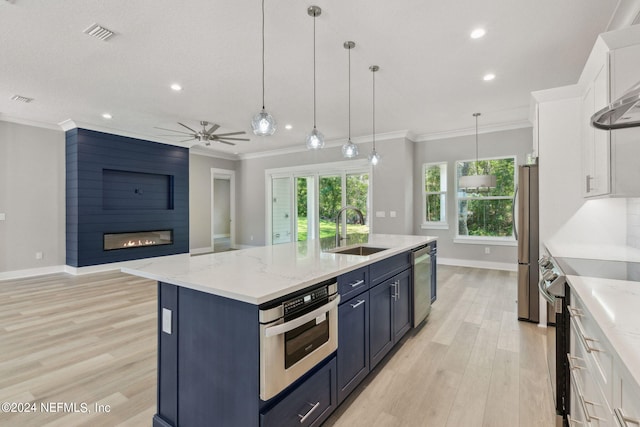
[261,0,265,110]
[348,45,351,140]
[372,68,376,150]
[313,13,317,129]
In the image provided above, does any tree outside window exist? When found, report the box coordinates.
[423,162,447,226]
[456,157,515,238]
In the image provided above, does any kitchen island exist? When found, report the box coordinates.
[122,234,437,427]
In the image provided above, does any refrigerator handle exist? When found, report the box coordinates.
[512,184,519,241]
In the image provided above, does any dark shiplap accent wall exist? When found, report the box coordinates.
[66,128,189,267]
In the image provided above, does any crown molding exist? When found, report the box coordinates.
[0,114,62,131]
[189,145,240,161]
[238,130,411,160]
[410,119,532,142]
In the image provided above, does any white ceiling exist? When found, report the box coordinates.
[0,0,632,158]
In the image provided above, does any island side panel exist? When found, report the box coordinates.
[157,282,178,426]
[177,285,260,427]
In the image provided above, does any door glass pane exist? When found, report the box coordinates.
[319,176,342,249]
[346,173,369,244]
[296,176,315,241]
[272,177,292,244]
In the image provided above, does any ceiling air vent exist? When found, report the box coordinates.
[83,23,115,41]
[11,95,34,103]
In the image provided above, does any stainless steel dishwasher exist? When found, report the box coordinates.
[411,243,434,327]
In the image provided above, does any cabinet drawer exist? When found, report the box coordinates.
[568,349,612,426]
[261,358,337,427]
[338,267,369,302]
[614,365,640,427]
[569,297,614,403]
[370,252,411,285]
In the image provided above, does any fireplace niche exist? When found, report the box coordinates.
[104,230,173,251]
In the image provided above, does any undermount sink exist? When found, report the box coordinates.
[329,245,389,256]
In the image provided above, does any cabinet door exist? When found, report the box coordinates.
[581,82,596,197]
[392,269,412,343]
[591,62,611,197]
[369,279,394,370]
[337,292,369,404]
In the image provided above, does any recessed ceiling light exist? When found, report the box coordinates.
[483,73,496,81]
[170,84,182,91]
[470,28,486,39]
[285,124,293,130]
[102,113,112,119]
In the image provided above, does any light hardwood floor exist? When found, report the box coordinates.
[0,266,555,426]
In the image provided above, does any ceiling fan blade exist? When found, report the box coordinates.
[180,138,195,143]
[217,140,236,146]
[154,127,193,135]
[216,137,250,141]
[206,124,220,134]
[213,131,247,137]
[178,122,199,134]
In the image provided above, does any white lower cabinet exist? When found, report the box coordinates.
[569,289,640,426]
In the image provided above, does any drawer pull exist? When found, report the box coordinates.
[350,280,365,288]
[568,306,602,354]
[615,408,640,426]
[567,353,585,371]
[567,414,584,426]
[569,364,604,423]
[298,401,321,424]
[350,299,365,309]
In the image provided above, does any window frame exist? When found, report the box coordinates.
[421,162,448,230]
[454,155,517,244]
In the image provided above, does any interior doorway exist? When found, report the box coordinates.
[211,169,235,252]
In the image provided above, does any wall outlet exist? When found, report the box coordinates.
[35,252,43,260]
[484,247,491,254]
[0,213,5,221]
[250,235,254,241]
[390,211,397,218]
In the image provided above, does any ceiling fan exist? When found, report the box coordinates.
[155,121,249,146]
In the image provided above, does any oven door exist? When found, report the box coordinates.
[259,294,340,401]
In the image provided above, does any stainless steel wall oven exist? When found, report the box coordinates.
[259,279,340,401]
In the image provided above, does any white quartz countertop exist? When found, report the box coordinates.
[567,275,640,388]
[122,234,436,305]
[545,242,640,262]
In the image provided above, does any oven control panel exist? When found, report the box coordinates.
[538,255,566,297]
[284,286,329,316]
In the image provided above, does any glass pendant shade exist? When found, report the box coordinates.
[306,127,324,150]
[342,140,358,158]
[251,109,277,136]
[368,148,380,165]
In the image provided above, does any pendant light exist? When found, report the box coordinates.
[342,41,358,158]
[368,65,380,165]
[251,0,277,136]
[306,6,324,150]
[459,113,497,191]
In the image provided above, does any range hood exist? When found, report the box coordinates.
[591,80,640,130]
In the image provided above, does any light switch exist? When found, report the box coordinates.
[0,213,5,221]
[390,211,397,218]
[162,308,172,334]
[375,211,386,218]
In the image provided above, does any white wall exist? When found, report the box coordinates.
[0,121,65,273]
[412,127,533,268]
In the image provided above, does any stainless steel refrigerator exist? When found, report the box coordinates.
[516,164,540,323]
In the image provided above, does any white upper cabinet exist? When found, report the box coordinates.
[579,25,640,198]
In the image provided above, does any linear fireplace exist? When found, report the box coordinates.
[104,230,173,251]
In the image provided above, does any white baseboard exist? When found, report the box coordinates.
[213,234,231,239]
[0,265,66,281]
[190,247,214,255]
[437,257,517,272]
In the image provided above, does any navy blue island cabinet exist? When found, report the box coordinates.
[153,247,430,427]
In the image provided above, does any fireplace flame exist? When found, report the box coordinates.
[122,239,157,248]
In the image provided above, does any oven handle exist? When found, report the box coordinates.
[264,295,340,338]
[537,276,556,305]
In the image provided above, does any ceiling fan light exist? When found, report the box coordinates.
[306,128,324,150]
[251,109,277,136]
[342,140,358,158]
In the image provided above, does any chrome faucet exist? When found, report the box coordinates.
[335,206,365,247]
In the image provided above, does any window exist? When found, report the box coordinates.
[422,162,447,228]
[456,156,516,240]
